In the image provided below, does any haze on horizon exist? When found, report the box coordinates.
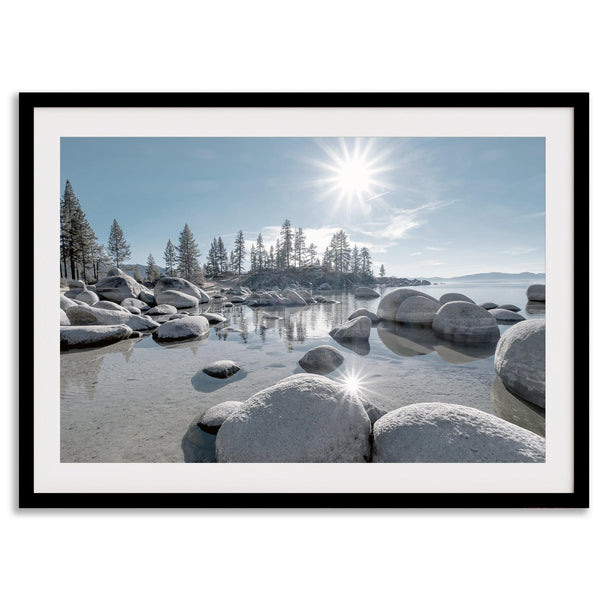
[60,136,545,279]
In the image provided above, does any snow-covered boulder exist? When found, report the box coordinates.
[198,401,243,434]
[66,304,159,331]
[215,374,371,462]
[152,315,210,342]
[372,403,545,462]
[494,319,545,407]
[60,324,132,350]
[298,345,344,374]
[432,301,500,344]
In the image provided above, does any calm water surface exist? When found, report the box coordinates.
[61,280,545,462]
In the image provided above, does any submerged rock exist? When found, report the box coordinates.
[152,315,210,342]
[198,401,243,434]
[372,403,545,462]
[479,302,498,310]
[354,286,380,298]
[298,345,344,375]
[60,324,133,350]
[526,284,546,302]
[494,319,545,408]
[491,376,545,437]
[432,301,500,344]
[202,360,241,379]
[488,308,526,323]
[215,374,371,462]
[181,421,217,462]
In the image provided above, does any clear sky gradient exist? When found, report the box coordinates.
[60,137,545,278]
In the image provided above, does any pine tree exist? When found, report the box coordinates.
[329,230,351,273]
[255,233,266,272]
[322,245,333,271]
[217,237,228,274]
[360,246,373,276]
[279,219,294,270]
[351,245,360,276]
[107,219,131,268]
[268,245,275,270]
[134,265,143,282]
[379,264,386,278]
[232,230,246,275]
[294,228,306,268]
[307,243,318,267]
[250,244,257,272]
[176,223,202,282]
[146,253,161,282]
[163,239,176,276]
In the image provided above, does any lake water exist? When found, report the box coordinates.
[61,280,545,462]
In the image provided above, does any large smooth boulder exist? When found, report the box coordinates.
[67,279,86,289]
[215,374,372,462]
[395,296,441,326]
[147,304,177,315]
[200,312,227,324]
[138,289,156,306]
[526,284,546,302]
[154,289,199,309]
[74,290,99,305]
[355,286,380,298]
[66,304,159,332]
[298,345,344,374]
[488,308,526,323]
[377,288,436,321]
[154,277,209,304]
[121,297,150,312]
[494,319,545,407]
[60,294,79,311]
[198,401,243,434]
[202,360,240,379]
[93,300,130,312]
[330,316,371,342]
[60,324,133,350]
[348,308,380,323]
[432,301,500,344]
[96,267,142,302]
[372,403,545,462]
[152,315,210,342]
[283,290,307,306]
[60,308,70,326]
[439,292,475,305]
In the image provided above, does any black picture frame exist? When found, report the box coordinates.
[19,92,589,509]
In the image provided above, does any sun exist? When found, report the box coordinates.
[311,138,392,215]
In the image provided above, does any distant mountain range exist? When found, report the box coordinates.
[426,271,545,283]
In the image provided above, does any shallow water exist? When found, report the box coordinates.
[61,280,545,462]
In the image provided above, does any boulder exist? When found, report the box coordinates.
[127,306,142,315]
[198,401,243,434]
[497,304,521,312]
[330,316,371,342]
[60,308,70,326]
[230,296,246,303]
[74,290,99,305]
[494,319,545,407]
[60,294,79,311]
[121,297,150,311]
[60,324,133,350]
[354,286,380,299]
[360,398,387,426]
[314,295,337,304]
[154,289,199,309]
[526,301,545,315]
[138,289,156,306]
[317,283,332,291]
[491,376,545,437]
[215,374,372,462]
[488,308,526,323]
[439,292,475,305]
[147,304,177,315]
[93,300,130,312]
[66,304,160,331]
[199,312,228,324]
[154,277,210,304]
[348,308,380,323]
[283,290,307,306]
[372,403,545,462]
[152,315,210,342]
[95,267,142,302]
[202,360,241,379]
[377,288,436,321]
[526,284,546,302]
[223,302,234,308]
[181,421,217,462]
[479,302,498,310]
[395,296,441,326]
[67,279,86,289]
[298,345,344,375]
[432,301,500,344]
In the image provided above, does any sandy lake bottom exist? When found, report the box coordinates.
[61,281,545,462]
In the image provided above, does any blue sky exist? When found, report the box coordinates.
[60,137,545,278]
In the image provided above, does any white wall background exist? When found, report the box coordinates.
[1,1,596,598]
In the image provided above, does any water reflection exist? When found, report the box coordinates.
[377,322,436,357]
[433,340,496,365]
[526,301,546,315]
[491,376,545,436]
[332,338,371,356]
[181,419,217,462]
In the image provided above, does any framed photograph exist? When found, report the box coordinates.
[20,92,588,508]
